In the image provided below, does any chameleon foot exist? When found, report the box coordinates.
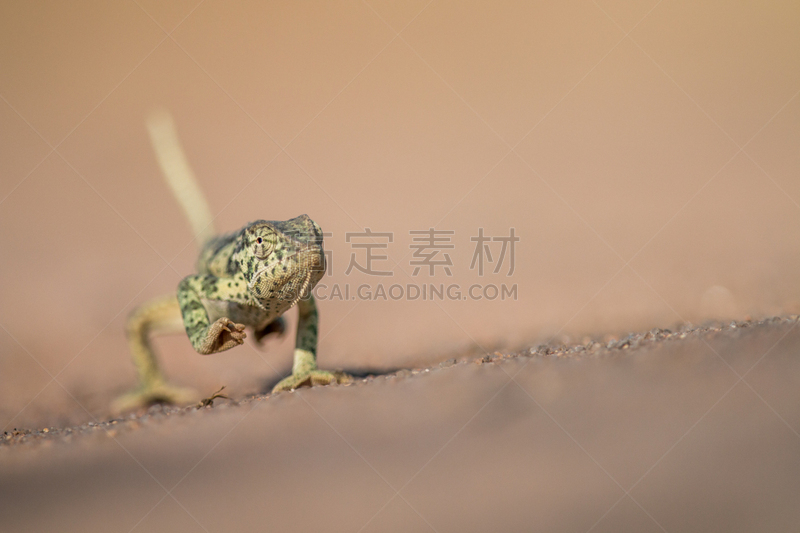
[197,317,247,354]
[112,382,199,413]
[272,370,351,393]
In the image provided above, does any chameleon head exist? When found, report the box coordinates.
[235,215,326,306]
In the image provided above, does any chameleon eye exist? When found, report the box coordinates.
[254,234,273,259]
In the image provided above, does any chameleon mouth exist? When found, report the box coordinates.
[248,252,316,310]
[285,268,313,309]
[249,268,312,313]
[249,251,303,289]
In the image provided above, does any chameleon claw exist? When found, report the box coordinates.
[198,317,246,354]
[272,370,351,393]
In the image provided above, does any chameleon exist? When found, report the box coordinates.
[113,111,349,411]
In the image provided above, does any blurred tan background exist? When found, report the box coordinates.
[1,0,799,430]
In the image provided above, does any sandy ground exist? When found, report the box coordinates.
[2,0,800,431]
[1,1,800,531]
[2,317,800,532]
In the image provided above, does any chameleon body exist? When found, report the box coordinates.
[115,215,348,411]
[114,111,348,411]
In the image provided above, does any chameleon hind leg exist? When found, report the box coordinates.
[112,294,199,412]
[272,294,351,393]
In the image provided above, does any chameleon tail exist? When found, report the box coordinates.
[146,108,215,246]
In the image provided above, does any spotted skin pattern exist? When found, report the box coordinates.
[114,215,349,411]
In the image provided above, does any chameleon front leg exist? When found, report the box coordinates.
[114,275,246,412]
[112,294,199,412]
[177,274,247,354]
[272,294,350,392]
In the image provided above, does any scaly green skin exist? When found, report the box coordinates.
[114,214,349,412]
